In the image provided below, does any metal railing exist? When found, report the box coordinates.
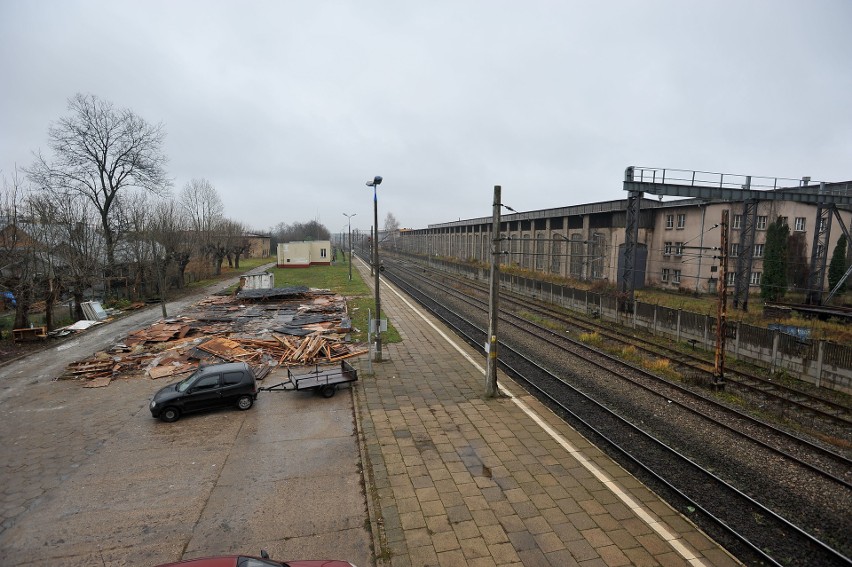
[629,166,815,191]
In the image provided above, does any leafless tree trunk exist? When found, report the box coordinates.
[225,221,249,270]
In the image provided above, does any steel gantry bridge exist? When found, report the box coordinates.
[621,166,852,311]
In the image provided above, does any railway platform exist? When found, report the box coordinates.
[352,259,740,566]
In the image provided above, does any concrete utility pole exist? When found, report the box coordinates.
[343,213,356,281]
[485,185,502,397]
[714,209,729,389]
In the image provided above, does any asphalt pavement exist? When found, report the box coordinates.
[0,268,373,566]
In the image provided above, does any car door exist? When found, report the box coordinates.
[183,373,223,413]
[220,370,248,406]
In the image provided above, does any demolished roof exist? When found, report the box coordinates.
[61,288,367,387]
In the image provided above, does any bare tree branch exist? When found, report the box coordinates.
[26,93,171,267]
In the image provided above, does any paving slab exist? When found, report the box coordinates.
[352,260,741,567]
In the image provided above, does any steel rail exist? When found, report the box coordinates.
[384,267,851,567]
[391,258,852,487]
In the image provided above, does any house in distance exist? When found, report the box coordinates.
[276,240,332,268]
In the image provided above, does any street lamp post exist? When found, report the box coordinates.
[366,175,383,362]
[343,213,356,281]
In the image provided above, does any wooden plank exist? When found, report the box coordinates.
[83,376,112,388]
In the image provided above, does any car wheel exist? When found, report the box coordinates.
[320,385,337,398]
[236,395,254,410]
[161,407,180,422]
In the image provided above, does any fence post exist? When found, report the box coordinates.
[771,331,780,375]
[703,315,709,349]
[599,294,604,321]
[676,309,682,342]
[651,303,660,335]
[734,321,741,359]
[633,301,638,329]
[816,341,824,388]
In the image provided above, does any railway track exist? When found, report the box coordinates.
[375,254,852,567]
[396,252,851,440]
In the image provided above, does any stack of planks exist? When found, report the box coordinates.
[233,334,367,366]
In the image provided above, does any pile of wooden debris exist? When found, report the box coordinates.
[61,287,367,387]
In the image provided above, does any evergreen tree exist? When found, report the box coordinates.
[761,217,789,302]
[828,234,848,296]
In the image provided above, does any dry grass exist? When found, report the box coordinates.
[579,331,602,345]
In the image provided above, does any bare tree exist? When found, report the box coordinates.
[272,220,330,242]
[384,212,400,249]
[0,170,39,329]
[180,178,223,273]
[180,178,223,233]
[25,180,105,321]
[383,212,400,233]
[27,93,170,268]
[150,198,192,289]
[223,220,249,269]
[119,192,154,301]
[61,201,104,320]
[26,191,70,330]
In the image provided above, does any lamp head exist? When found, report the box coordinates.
[367,175,383,187]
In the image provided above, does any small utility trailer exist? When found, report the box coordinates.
[260,360,358,398]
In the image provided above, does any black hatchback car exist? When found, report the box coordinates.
[149,362,258,422]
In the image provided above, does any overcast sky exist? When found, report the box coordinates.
[2,1,851,235]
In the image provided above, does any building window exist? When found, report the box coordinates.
[817,243,825,258]
[673,270,681,284]
[320,248,327,258]
[794,217,806,232]
[570,234,583,277]
[778,216,788,226]
[750,271,762,286]
[674,242,684,256]
[535,232,546,271]
[550,241,561,274]
[677,214,686,229]
[665,215,674,229]
[757,216,767,230]
[753,243,764,257]
[730,243,740,257]
[664,241,672,256]
[590,233,606,279]
[661,268,670,282]
[733,214,742,229]
[727,272,736,286]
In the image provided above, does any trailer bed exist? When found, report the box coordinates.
[260,360,358,398]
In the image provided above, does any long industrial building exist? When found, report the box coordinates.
[397,177,852,304]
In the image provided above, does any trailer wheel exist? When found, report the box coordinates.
[321,385,337,398]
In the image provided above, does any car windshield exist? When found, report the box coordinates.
[175,371,199,393]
